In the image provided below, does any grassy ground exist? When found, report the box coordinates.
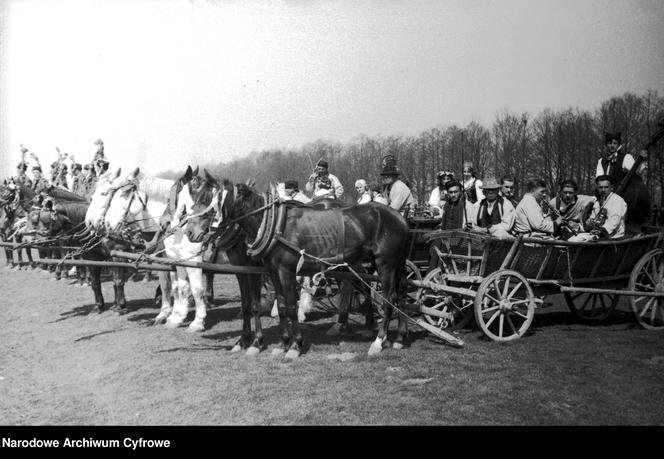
[1,252,663,425]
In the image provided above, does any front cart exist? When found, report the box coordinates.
[414,229,664,341]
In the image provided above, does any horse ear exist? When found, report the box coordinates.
[184,166,193,181]
[193,166,199,176]
[132,167,140,178]
[114,168,122,179]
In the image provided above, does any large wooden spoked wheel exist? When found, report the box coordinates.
[474,269,535,342]
[628,249,664,330]
[415,267,474,330]
[371,260,421,319]
[564,290,619,322]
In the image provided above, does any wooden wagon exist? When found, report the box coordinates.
[413,229,664,341]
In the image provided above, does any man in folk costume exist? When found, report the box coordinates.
[462,161,484,204]
[428,171,454,218]
[568,175,627,242]
[470,177,515,240]
[427,180,476,270]
[513,179,563,238]
[379,156,416,216]
[500,177,518,208]
[31,165,51,196]
[305,159,344,200]
[548,179,595,239]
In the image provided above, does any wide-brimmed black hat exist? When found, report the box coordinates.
[316,159,329,168]
[380,155,401,176]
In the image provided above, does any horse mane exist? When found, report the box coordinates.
[54,201,89,224]
[135,173,175,204]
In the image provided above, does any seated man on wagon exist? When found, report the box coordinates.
[548,179,595,239]
[568,175,627,242]
[380,157,416,216]
[306,159,344,200]
[512,179,563,238]
[468,177,515,240]
[281,180,311,203]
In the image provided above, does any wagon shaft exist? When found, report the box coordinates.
[560,286,664,298]
[409,279,477,298]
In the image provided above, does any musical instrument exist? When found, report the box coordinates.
[540,197,578,239]
[615,119,664,227]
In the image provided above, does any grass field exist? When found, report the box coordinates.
[1,252,663,425]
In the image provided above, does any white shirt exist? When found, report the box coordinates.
[464,178,485,202]
[357,192,372,204]
[305,173,344,200]
[591,192,627,238]
[596,152,646,177]
[428,187,445,215]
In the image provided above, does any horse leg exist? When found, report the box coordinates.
[231,274,254,352]
[369,261,394,355]
[249,273,264,354]
[89,266,105,313]
[269,273,290,356]
[165,268,188,328]
[185,267,207,333]
[282,269,303,360]
[154,272,173,325]
[392,266,409,350]
[204,270,214,305]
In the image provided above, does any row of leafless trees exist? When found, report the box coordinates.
[163,90,664,207]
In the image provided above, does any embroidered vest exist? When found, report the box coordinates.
[600,151,627,186]
[477,197,504,228]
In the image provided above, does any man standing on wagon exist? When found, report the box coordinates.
[306,159,344,200]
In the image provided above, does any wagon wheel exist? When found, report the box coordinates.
[564,290,619,322]
[415,267,474,330]
[474,269,535,342]
[628,249,664,330]
[371,260,421,318]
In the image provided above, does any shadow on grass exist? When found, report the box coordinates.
[73,327,130,342]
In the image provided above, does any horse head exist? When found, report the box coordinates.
[184,169,226,243]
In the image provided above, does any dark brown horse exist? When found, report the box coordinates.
[184,172,265,354]
[224,184,410,358]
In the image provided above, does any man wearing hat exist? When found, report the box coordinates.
[305,159,344,200]
[428,171,454,217]
[471,177,515,240]
[31,165,51,195]
[13,162,33,188]
[53,162,69,189]
[380,159,416,215]
[93,158,110,179]
[596,132,647,184]
[282,180,311,203]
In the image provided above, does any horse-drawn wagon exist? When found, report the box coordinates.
[412,228,664,341]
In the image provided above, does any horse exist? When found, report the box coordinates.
[103,166,211,331]
[224,183,411,358]
[184,172,266,354]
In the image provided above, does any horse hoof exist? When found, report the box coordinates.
[186,321,205,333]
[368,343,383,356]
[392,342,404,350]
[284,349,300,360]
[153,313,168,325]
[246,346,260,356]
[164,320,183,329]
[231,344,243,353]
[271,347,285,356]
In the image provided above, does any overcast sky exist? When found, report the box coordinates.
[1,0,663,179]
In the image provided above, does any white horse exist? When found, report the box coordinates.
[104,167,213,333]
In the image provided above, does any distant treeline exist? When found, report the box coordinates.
[161,90,664,206]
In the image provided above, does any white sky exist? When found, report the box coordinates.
[1,0,663,179]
